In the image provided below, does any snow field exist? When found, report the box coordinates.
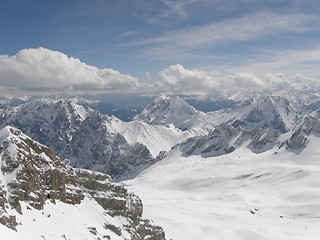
[124,143,320,240]
[0,196,127,240]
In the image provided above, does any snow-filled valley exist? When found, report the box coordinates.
[125,142,320,240]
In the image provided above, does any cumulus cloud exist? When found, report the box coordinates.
[158,64,216,90]
[157,64,312,93]
[0,48,140,93]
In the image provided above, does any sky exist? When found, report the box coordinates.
[0,0,320,95]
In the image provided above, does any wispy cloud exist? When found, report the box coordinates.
[105,31,139,46]
[224,47,320,78]
[113,31,139,42]
[131,11,320,60]
[149,0,196,22]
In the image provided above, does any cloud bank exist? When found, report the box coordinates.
[157,64,317,93]
[0,48,140,93]
[0,48,318,95]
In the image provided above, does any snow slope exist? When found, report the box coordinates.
[110,117,191,157]
[0,198,132,240]
[124,140,320,240]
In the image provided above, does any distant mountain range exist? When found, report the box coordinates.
[1,91,320,180]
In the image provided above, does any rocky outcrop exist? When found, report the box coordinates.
[0,126,165,239]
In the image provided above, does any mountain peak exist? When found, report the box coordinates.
[231,95,298,133]
[134,95,199,130]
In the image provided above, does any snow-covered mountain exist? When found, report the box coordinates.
[134,95,200,130]
[0,98,156,179]
[171,94,319,158]
[0,126,165,239]
[67,111,157,180]
[230,95,302,132]
[0,93,317,176]
[0,98,90,155]
[132,94,310,158]
[0,98,192,180]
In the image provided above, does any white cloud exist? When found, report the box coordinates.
[145,72,152,81]
[156,64,313,93]
[293,73,317,87]
[0,48,141,93]
[157,64,216,91]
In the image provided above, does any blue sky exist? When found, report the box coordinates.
[0,0,320,94]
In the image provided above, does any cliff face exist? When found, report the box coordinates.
[0,126,165,240]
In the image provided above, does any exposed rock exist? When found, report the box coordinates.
[0,126,166,239]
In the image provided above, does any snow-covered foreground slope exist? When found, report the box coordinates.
[124,141,320,240]
[1,198,132,240]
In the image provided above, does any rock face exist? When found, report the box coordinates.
[0,126,165,239]
[69,112,156,180]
